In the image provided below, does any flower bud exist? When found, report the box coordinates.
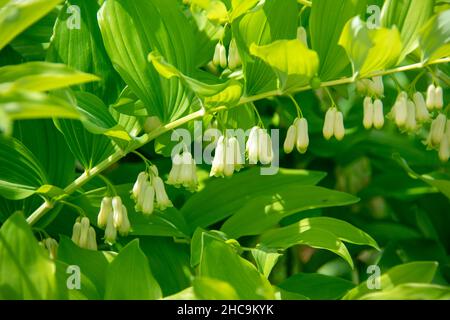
[371,76,384,97]
[211,136,225,177]
[44,238,58,259]
[431,114,447,146]
[247,126,260,164]
[213,42,221,67]
[334,111,345,141]
[296,118,309,154]
[104,211,117,244]
[426,84,436,110]
[72,221,82,244]
[78,217,90,249]
[413,92,430,123]
[219,44,227,69]
[258,129,273,164]
[435,86,444,110]
[87,227,97,251]
[228,39,242,70]
[363,97,374,129]
[297,27,308,47]
[439,134,449,163]
[167,154,182,186]
[118,205,131,236]
[283,125,296,154]
[112,196,123,229]
[142,184,155,215]
[395,96,407,127]
[153,176,173,210]
[97,197,112,228]
[405,100,417,132]
[373,99,384,129]
[323,108,336,140]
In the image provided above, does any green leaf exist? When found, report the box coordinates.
[0,135,48,200]
[0,62,99,92]
[0,89,80,133]
[0,0,63,51]
[310,0,368,80]
[359,283,450,300]
[343,261,439,300]
[249,40,319,90]
[193,277,240,300]
[104,239,162,300]
[278,273,355,300]
[98,0,195,122]
[57,236,114,297]
[231,0,298,95]
[46,0,123,104]
[221,187,360,238]
[191,0,229,24]
[140,237,192,297]
[419,9,450,62]
[381,0,434,62]
[394,154,450,199]
[198,235,275,299]
[0,212,67,299]
[339,16,402,76]
[181,168,326,233]
[251,248,282,278]
[229,0,260,22]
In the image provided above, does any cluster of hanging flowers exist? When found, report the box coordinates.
[167,152,198,192]
[212,39,242,71]
[96,196,131,244]
[210,135,244,177]
[71,217,98,250]
[284,118,309,154]
[323,107,345,141]
[426,114,450,162]
[133,165,174,215]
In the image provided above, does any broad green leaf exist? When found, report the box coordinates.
[0,212,67,299]
[381,0,434,62]
[221,187,360,238]
[193,277,240,300]
[75,92,132,141]
[0,135,48,200]
[0,0,63,51]
[198,235,275,299]
[149,51,243,106]
[104,239,162,300]
[343,261,439,300]
[310,0,367,80]
[191,0,229,24]
[140,237,192,297]
[419,9,450,62]
[395,154,450,199]
[229,0,260,22]
[46,0,123,104]
[57,236,114,297]
[0,89,80,133]
[259,224,354,268]
[0,62,99,92]
[339,16,402,77]
[190,228,229,268]
[251,248,282,278]
[249,40,319,90]
[181,168,326,233]
[279,273,355,300]
[98,0,195,122]
[359,283,450,300]
[232,0,298,95]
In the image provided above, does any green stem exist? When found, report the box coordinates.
[26,57,450,225]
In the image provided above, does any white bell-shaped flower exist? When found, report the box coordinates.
[112,196,123,229]
[393,93,408,127]
[224,137,236,177]
[219,43,227,69]
[435,86,444,110]
[118,205,131,236]
[284,124,296,154]
[247,126,260,164]
[430,114,447,146]
[141,183,155,215]
[363,97,374,129]
[413,92,430,123]
[132,172,148,201]
[228,39,242,70]
[213,42,221,67]
[258,129,273,164]
[71,220,81,244]
[297,27,308,47]
[334,111,345,141]
[373,99,385,129]
[323,108,336,140]
[405,100,417,132]
[87,227,97,251]
[167,154,183,186]
[104,210,117,244]
[153,176,173,210]
[78,217,90,249]
[426,84,436,110]
[372,76,384,97]
[211,136,226,177]
[296,118,309,154]
[97,196,112,228]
